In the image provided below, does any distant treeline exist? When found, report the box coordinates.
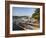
[13,16,28,19]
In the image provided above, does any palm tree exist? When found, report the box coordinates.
[32,8,40,21]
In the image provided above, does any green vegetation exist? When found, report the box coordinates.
[32,8,40,21]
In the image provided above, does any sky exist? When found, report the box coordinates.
[12,7,36,16]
